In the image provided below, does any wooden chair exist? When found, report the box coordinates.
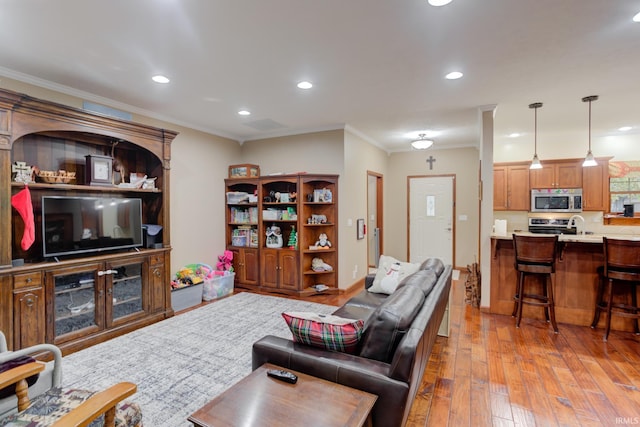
[591,237,640,342]
[512,234,559,333]
[0,331,62,419]
[0,361,140,427]
[0,330,141,427]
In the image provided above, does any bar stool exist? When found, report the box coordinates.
[591,237,640,342]
[512,234,559,333]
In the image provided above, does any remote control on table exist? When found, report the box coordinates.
[267,369,298,384]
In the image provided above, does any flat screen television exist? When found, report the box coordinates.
[42,196,143,259]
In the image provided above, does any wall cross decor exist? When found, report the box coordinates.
[426,155,436,170]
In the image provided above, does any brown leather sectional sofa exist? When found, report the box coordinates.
[252,258,452,427]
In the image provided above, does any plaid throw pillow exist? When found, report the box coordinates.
[282,312,364,354]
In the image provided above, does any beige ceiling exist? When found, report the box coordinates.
[0,1,638,152]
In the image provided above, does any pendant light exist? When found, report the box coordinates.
[529,102,543,170]
[411,134,434,150]
[582,95,598,167]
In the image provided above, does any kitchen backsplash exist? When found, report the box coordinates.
[493,211,640,236]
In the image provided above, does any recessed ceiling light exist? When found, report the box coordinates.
[297,81,313,89]
[445,71,463,80]
[508,133,521,138]
[428,0,453,6]
[238,110,251,116]
[633,11,640,22]
[619,126,632,131]
[152,75,170,84]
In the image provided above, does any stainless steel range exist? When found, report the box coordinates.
[528,217,578,235]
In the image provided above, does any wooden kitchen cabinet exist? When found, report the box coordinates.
[530,160,582,189]
[582,158,612,211]
[494,163,530,211]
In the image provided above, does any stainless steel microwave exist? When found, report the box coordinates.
[531,189,582,213]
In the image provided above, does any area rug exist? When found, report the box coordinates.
[61,292,336,427]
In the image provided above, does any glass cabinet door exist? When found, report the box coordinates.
[48,264,103,344]
[107,258,148,327]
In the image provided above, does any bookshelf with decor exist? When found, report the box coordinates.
[225,178,260,288]
[299,175,339,295]
[225,173,338,296]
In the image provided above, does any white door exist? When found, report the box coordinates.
[409,175,454,336]
[409,176,454,264]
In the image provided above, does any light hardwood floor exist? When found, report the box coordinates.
[217,272,640,426]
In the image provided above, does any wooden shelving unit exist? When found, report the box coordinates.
[225,173,339,296]
[0,88,177,354]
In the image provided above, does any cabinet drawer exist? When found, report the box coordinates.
[149,253,164,266]
[13,272,42,289]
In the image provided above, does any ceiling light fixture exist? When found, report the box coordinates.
[582,95,599,167]
[529,102,543,170]
[428,0,453,6]
[445,71,463,80]
[238,110,251,116]
[151,75,170,84]
[297,81,313,89]
[411,134,434,150]
[633,11,640,22]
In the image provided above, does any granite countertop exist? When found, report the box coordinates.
[491,232,640,243]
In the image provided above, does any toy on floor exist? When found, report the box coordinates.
[216,250,234,275]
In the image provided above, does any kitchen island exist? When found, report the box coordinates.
[491,232,640,332]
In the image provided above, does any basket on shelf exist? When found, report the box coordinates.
[37,170,76,184]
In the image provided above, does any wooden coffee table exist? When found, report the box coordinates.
[188,363,377,427]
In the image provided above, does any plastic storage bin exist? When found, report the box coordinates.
[171,283,203,311]
[226,192,250,204]
[203,273,235,301]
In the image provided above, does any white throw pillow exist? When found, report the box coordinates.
[368,255,420,294]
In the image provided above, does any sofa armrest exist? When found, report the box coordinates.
[252,335,409,427]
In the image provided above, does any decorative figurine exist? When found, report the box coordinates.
[288,226,298,249]
[266,224,283,248]
[12,161,34,183]
[315,233,331,248]
[311,257,333,272]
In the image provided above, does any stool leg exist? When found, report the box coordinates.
[547,273,558,333]
[516,271,525,328]
[604,278,614,342]
[512,276,520,317]
[542,276,550,323]
[591,273,605,329]
[632,284,640,335]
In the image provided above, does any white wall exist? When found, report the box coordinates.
[386,147,480,269]
[342,130,389,285]
[168,128,241,272]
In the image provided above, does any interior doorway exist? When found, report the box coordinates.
[367,171,383,269]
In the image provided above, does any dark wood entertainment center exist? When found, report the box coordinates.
[0,88,177,354]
